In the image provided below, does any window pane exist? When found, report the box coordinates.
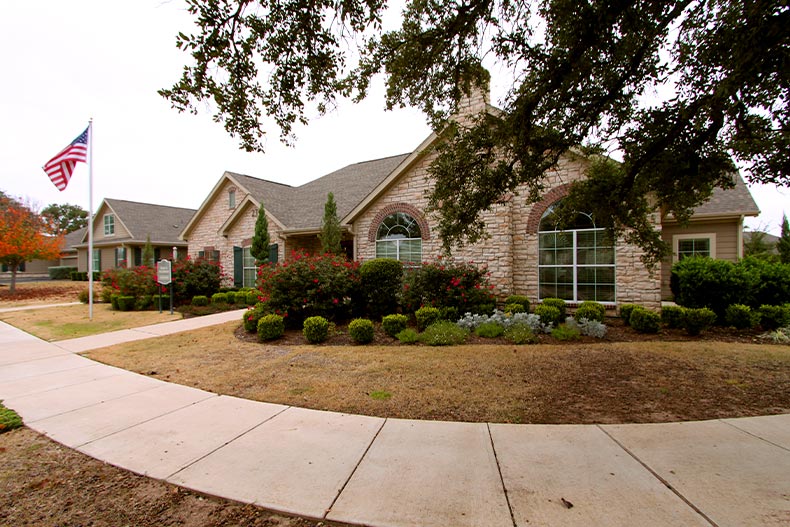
[555,248,574,265]
[376,240,397,259]
[398,239,422,264]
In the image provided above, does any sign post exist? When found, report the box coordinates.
[157,259,173,314]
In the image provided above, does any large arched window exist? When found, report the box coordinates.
[538,202,615,303]
[376,212,422,263]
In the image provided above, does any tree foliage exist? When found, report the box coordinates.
[0,194,63,294]
[142,235,155,267]
[779,215,790,264]
[250,201,271,265]
[318,192,342,255]
[163,1,789,263]
[40,203,88,235]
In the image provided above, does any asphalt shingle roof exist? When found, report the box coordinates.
[692,173,760,217]
[102,199,196,244]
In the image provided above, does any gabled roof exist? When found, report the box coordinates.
[79,199,196,246]
[62,226,88,253]
[690,173,760,218]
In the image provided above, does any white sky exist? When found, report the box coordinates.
[1,1,786,235]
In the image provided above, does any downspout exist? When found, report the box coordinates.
[737,215,744,259]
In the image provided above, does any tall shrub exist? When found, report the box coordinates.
[670,257,758,318]
[251,201,271,265]
[257,250,360,326]
[172,257,222,304]
[359,258,403,318]
[318,192,342,255]
[401,259,495,315]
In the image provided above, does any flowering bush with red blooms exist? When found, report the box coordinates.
[102,266,159,299]
[172,256,223,304]
[401,259,496,315]
[257,250,361,327]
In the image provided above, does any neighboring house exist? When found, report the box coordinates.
[58,226,88,268]
[72,198,196,272]
[183,88,759,307]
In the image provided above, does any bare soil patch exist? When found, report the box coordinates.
[0,427,349,527]
[86,320,790,425]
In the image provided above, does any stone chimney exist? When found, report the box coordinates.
[454,69,491,122]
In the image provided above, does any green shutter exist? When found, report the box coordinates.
[233,246,243,287]
[269,243,279,264]
[134,247,142,266]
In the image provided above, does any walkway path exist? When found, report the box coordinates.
[0,313,788,526]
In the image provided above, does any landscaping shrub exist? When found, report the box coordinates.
[661,305,686,329]
[438,305,459,322]
[225,291,237,304]
[0,403,23,434]
[474,321,504,338]
[78,288,97,304]
[757,304,790,330]
[567,316,608,338]
[116,295,136,311]
[172,258,222,305]
[505,295,530,312]
[135,295,153,310]
[415,306,441,331]
[102,266,159,301]
[551,324,581,341]
[382,314,408,337]
[419,320,469,346]
[619,304,639,325]
[258,251,360,327]
[765,327,790,344]
[191,295,209,307]
[574,301,605,322]
[348,318,375,344]
[724,304,756,329]
[630,307,661,333]
[359,258,403,318]
[303,315,330,343]
[534,304,562,327]
[211,292,228,304]
[504,303,525,314]
[245,291,259,306]
[401,259,496,315]
[541,298,566,318]
[243,302,270,332]
[110,294,121,310]
[49,266,76,280]
[257,314,285,341]
[396,328,420,344]
[504,322,538,344]
[683,307,717,336]
[740,257,790,307]
[457,310,547,333]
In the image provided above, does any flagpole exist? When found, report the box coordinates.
[88,118,94,320]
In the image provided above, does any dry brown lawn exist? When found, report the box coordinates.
[0,303,181,341]
[0,280,85,308]
[85,321,790,424]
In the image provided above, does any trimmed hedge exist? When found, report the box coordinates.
[630,307,661,333]
[303,316,330,344]
[504,303,526,314]
[505,295,530,312]
[541,298,566,318]
[683,307,716,336]
[534,304,562,327]
[349,318,375,344]
[243,302,270,332]
[661,305,686,329]
[211,292,228,304]
[757,304,790,330]
[724,304,755,329]
[574,301,605,322]
[415,306,441,331]
[382,314,408,337]
[257,314,285,341]
[116,295,136,311]
[49,266,76,280]
[619,304,639,325]
[191,295,209,307]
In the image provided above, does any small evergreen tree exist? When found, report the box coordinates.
[318,192,342,255]
[251,201,270,265]
[142,235,155,267]
[779,215,790,264]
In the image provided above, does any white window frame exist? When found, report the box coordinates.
[228,189,236,209]
[103,214,115,236]
[673,233,716,262]
[242,246,257,288]
[375,212,422,265]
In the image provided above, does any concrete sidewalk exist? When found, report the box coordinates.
[0,315,788,526]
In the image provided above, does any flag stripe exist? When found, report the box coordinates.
[43,126,89,192]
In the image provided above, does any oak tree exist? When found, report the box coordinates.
[162,1,789,263]
[40,203,88,235]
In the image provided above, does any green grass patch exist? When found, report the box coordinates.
[0,402,23,434]
[369,390,392,401]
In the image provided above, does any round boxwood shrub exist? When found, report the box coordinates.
[396,328,420,344]
[349,318,375,344]
[116,295,136,311]
[225,291,237,304]
[211,292,228,304]
[504,303,526,314]
[257,314,285,341]
[359,258,403,318]
[243,302,269,333]
[683,307,717,336]
[724,304,756,329]
[191,295,209,307]
[505,295,530,312]
[630,307,661,333]
[110,294,121,310]
[574,301,605,322]
[382,314,408,337]
[245,291,259,306]
[415,306,441,331]
[303,316,330,344]
[619,304,639,325]
[534,304,562,327]
[541,298,566,318]
[757,304,790,330]
[661,305,686,329]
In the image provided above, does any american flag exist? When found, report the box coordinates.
[43,126,89,191]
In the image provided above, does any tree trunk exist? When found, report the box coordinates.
[9,265,17,295]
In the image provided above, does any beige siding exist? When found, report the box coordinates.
[92,203,131,243]
[660,218,742,300]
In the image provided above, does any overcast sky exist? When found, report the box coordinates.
[1,0,787,234]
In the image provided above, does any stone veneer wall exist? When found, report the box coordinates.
[185,179,285,286]
[354,152,662,308]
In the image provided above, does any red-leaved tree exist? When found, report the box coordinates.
[0,194,63,294]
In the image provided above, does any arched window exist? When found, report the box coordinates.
[538,202,615,303]
[376,212,422,263]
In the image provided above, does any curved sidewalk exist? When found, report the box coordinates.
[1,314,788,527]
